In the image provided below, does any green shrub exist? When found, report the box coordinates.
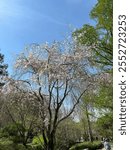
[69,141,103,150]
[29,144,43,150]
[1,123,26,143]
[0,143,31,150]
[32,135,43,145]
[0,138,32,150]
[27,135,44,150]
[0,138,13,145]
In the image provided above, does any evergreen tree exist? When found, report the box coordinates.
[0,53,8,86]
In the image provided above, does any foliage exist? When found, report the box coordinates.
[0,137,43,150]
[73,0,113,69]
[90,0,113,32]
[1,123,26,143]
[32,135,43,145]
[23,135,44,150]
[92,78,113,138]
[69,141,103,150]
[0,53,8,86]
[0,138,31,150]
[73,24,99,46]
[0,90,40,147]
[94,113,113,138]
[55,118,83,150]
[79,72,112,140]
[94,82,113,111]
[0,138,13,146]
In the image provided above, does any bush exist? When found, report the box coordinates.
[0,138,32,150]
[0,135,43,150]
[55,118,83,150]
[27,135,44,150]
[69,141,103,150]
[0,138,13,146]
[32,135,43,145]
[1,123,26,144]
[0,142,31,150]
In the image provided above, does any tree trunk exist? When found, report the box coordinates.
[43,130,56,150]
[46,134,55,150]
[86,108,93,142]
[47,140,54,150]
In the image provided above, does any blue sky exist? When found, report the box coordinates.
[0,0,97,73]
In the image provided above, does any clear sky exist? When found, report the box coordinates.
[0,0,97,73]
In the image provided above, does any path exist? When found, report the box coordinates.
[101,146,113,150]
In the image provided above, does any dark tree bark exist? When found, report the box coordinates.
[86,108,93,142]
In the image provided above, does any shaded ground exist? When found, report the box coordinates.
[102,146,113,150]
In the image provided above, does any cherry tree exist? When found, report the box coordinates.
[13,41,94,150]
